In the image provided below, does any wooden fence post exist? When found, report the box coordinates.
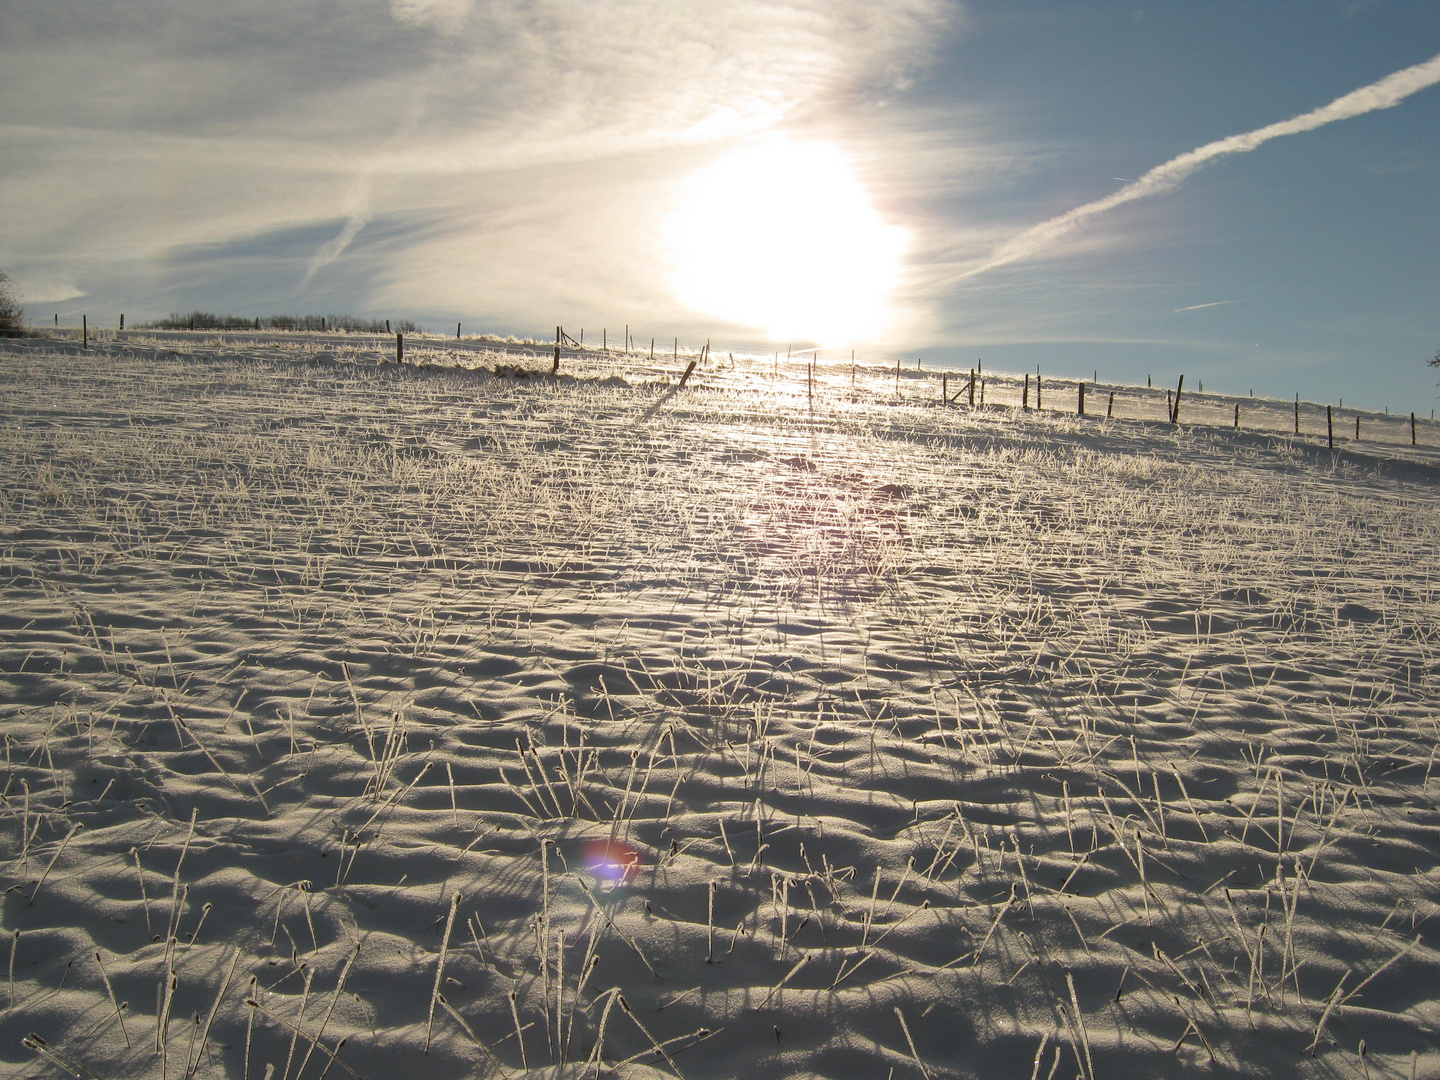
[1023,373,1029,410]
[1036,373,1042,410]
[678,359,697,388]
[1327,405,1333,449]
[82,314,87,350]
[396,333,403,363]
[895,357,900,393]
[457,322,461,339]
[1108,391,1114,418]
[1234,403,1239,428]
[553,326,561,374]
[942,374,947,404]
[1078,381,1085,416]
[1412,412,1417,445]
[1170,374,1184,423]
[1294,396,1300,435]
[1355,415,1360,441]
[386,319,390,333]
[119,314,124,331]
[968,369,975,406]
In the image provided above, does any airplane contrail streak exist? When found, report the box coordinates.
[958,50,1440,281]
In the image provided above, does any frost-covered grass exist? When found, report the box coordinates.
[1,342,1438,1080]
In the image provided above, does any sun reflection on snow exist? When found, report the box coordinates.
[666,136,907,346]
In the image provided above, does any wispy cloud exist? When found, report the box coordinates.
[1173,300,1233,312]
[957,49,1440,280]
[0,0,953,320]
[299,176,372,289]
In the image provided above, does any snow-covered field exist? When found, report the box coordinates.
[2,338,1438,1080]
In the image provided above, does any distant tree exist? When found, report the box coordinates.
[0,270,23,336]
[1431,348,1440,369]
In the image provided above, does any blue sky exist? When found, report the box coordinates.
[2,1,1438,408]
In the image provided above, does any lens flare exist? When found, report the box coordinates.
[582,838,641,885]
[666,136,907,345]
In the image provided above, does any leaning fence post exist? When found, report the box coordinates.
[678,359,697,388]
[1171,374,1184,424]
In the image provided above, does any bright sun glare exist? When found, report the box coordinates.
[666,137,907,345]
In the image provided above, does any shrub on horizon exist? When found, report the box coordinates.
[0,270,25,337]
[141,311,419,333]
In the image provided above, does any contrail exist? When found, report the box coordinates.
[960,50,1440,280]
[300,176,372,288]
[1173,300,1233,312]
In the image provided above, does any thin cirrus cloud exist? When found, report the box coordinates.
[348,0,956,180]
[0,0,953,318]
[955,48,1440,282]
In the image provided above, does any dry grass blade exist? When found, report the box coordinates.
[426,891,462,1053]
[894,1006,931,1080]
[186,945,241,1077]
[244,999,363,1080]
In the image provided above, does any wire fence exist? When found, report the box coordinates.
[20,321,1440,453]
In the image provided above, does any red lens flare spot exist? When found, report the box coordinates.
[583,839,641,885]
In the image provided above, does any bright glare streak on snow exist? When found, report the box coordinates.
[666,137,907,345]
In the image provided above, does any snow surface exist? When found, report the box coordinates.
[1,337,1438,1080]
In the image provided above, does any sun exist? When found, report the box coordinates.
[665,136,907,345]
